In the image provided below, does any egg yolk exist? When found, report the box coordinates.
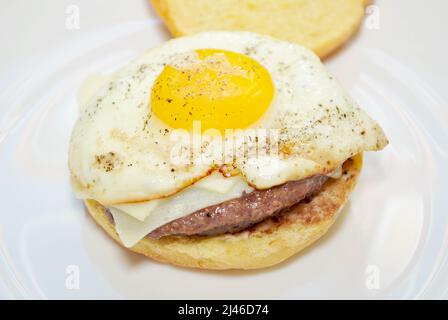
[151,49,274,133]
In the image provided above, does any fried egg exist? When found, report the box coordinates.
[69,31,388,208]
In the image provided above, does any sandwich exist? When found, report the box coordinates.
[69,32,388,270]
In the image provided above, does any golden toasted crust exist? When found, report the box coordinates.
[150,0,369,58]
[85,154,362,270]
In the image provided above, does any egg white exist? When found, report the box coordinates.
[69,31,388,205]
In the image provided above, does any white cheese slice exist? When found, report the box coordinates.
[111,200,161,222]
[326,165,343,179]
[192,171,240,194]
[109,172,239,222]
[109,176,253,247]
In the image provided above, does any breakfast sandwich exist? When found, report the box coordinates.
[150,0,371,58]
[69,32,388,270]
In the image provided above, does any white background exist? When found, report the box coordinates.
[0,0,447,299]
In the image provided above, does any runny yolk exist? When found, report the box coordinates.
[150,49,274,133]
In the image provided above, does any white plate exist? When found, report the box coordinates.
[1,0,447,299]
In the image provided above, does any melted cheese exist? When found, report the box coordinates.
[109,173,253,247]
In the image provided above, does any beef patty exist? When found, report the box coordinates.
[146,174,328,239]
